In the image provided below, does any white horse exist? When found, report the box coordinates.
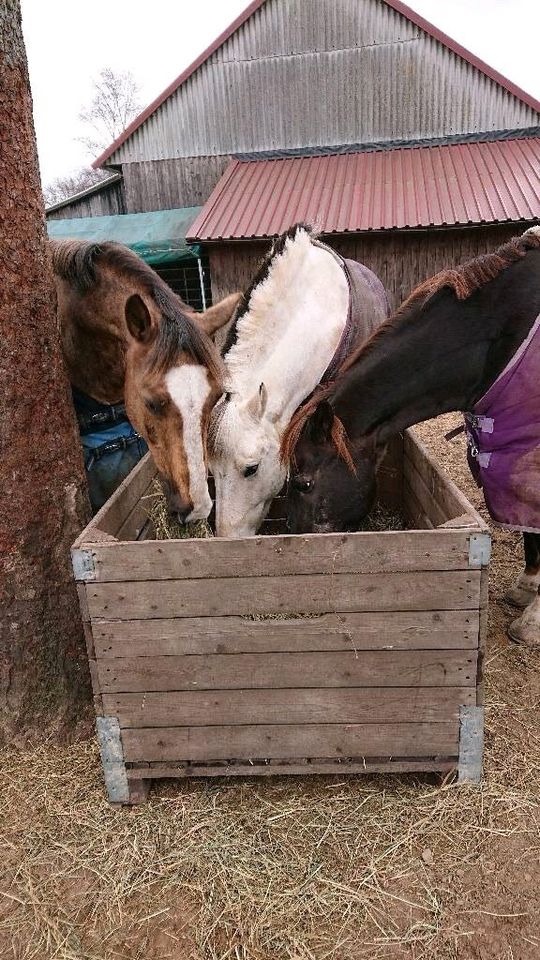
[209,224,389,538]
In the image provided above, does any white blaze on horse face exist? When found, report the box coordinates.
[165,364,213,521]
[211,402,285,538]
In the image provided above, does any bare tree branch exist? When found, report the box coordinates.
[77,67,141,156]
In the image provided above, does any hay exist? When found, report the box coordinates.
[1,676,540,960]
[144,479,213,540]
[242,612,322,621]
[359,501,407,532]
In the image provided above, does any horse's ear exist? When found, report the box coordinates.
[309,400,334,443]
[125,294,155,343]
[195,292,242,336]
[247,382,268,421]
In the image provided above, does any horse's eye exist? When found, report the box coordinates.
[292,475,313,493]
[243,463,259,478]
[145,397,168,416]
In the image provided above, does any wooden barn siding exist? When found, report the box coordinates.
[46,179,126,220]
[106,0,538,165]
[208,224,527,309]
[122,157,231,212]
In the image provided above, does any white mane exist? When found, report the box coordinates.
[223,227,348,417]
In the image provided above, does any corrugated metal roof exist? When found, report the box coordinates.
[94,0,540,168]
[187,138,540,240]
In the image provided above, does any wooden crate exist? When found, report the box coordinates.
[72,431,490,804]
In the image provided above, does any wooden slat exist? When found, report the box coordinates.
[76,583,90,622]
[126,759,457,778]
[477,566,489,707]
[74,452,156,544]
[116,483,154,542]
[87,569,480,620]
[404,459,448,528]
[104,686,475,727]
[86,528,473,582]
[405,432,488,531]
[122,721,459,762]
[98,650,477,693]
[93,609,480,657]
[403,477,434,530]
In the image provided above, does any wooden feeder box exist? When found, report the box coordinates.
[72,432,489,804]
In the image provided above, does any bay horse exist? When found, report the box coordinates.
[51,239,240,519]
[282,227,540,646]
[208,224,389,537]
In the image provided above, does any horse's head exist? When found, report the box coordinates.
[285,400,377,533]
[209,383,285,538]
[124,293,225,522]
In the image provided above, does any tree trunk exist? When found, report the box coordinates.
[0,0,91,740]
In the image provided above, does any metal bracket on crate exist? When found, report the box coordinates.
[458,705,484,783]
[96,716,130,803]
[71,548,95,581]
[468,533,491,568]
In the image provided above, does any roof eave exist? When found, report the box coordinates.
[192,218,540,243]
[45,173,123,213]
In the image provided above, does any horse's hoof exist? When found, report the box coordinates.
[507,596,540,647]
[504,571,540,608]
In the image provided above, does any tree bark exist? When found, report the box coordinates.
[0,0,91,739]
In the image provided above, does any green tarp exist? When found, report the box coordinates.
[47,207,202,266]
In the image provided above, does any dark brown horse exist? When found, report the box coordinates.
[282,228,540,646]
[51,239,240,518]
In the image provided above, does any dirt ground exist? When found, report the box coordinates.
[1,414,539,960]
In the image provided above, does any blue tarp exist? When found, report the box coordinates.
[47,207,203,266]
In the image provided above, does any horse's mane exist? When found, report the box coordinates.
[281,227,540,466]
[49,239,224,384]
[281,379,340,467]
[222,222,316,355]
[393,226,540,319]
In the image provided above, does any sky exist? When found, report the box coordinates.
[20,0,540,189]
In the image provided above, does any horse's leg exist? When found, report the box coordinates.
[508,586,540,646]
[505,532,540,608]
[508,533,540,646]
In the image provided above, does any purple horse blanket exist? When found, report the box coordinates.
[465,312,540,533]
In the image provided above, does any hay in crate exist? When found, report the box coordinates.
[145,479,406,541]
[144,479,213,540]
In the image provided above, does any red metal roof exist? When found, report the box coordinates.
[94,0,540,169]
[186,138,540,241]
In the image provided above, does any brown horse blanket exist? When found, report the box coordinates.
[322,257,389,382]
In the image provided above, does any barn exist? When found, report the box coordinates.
[49,0,540,308]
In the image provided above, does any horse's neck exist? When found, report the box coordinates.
[333,264,540,446]
[226,243,349,421]
[56,275,128,405]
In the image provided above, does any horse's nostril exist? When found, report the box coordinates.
[175,505,192,524]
